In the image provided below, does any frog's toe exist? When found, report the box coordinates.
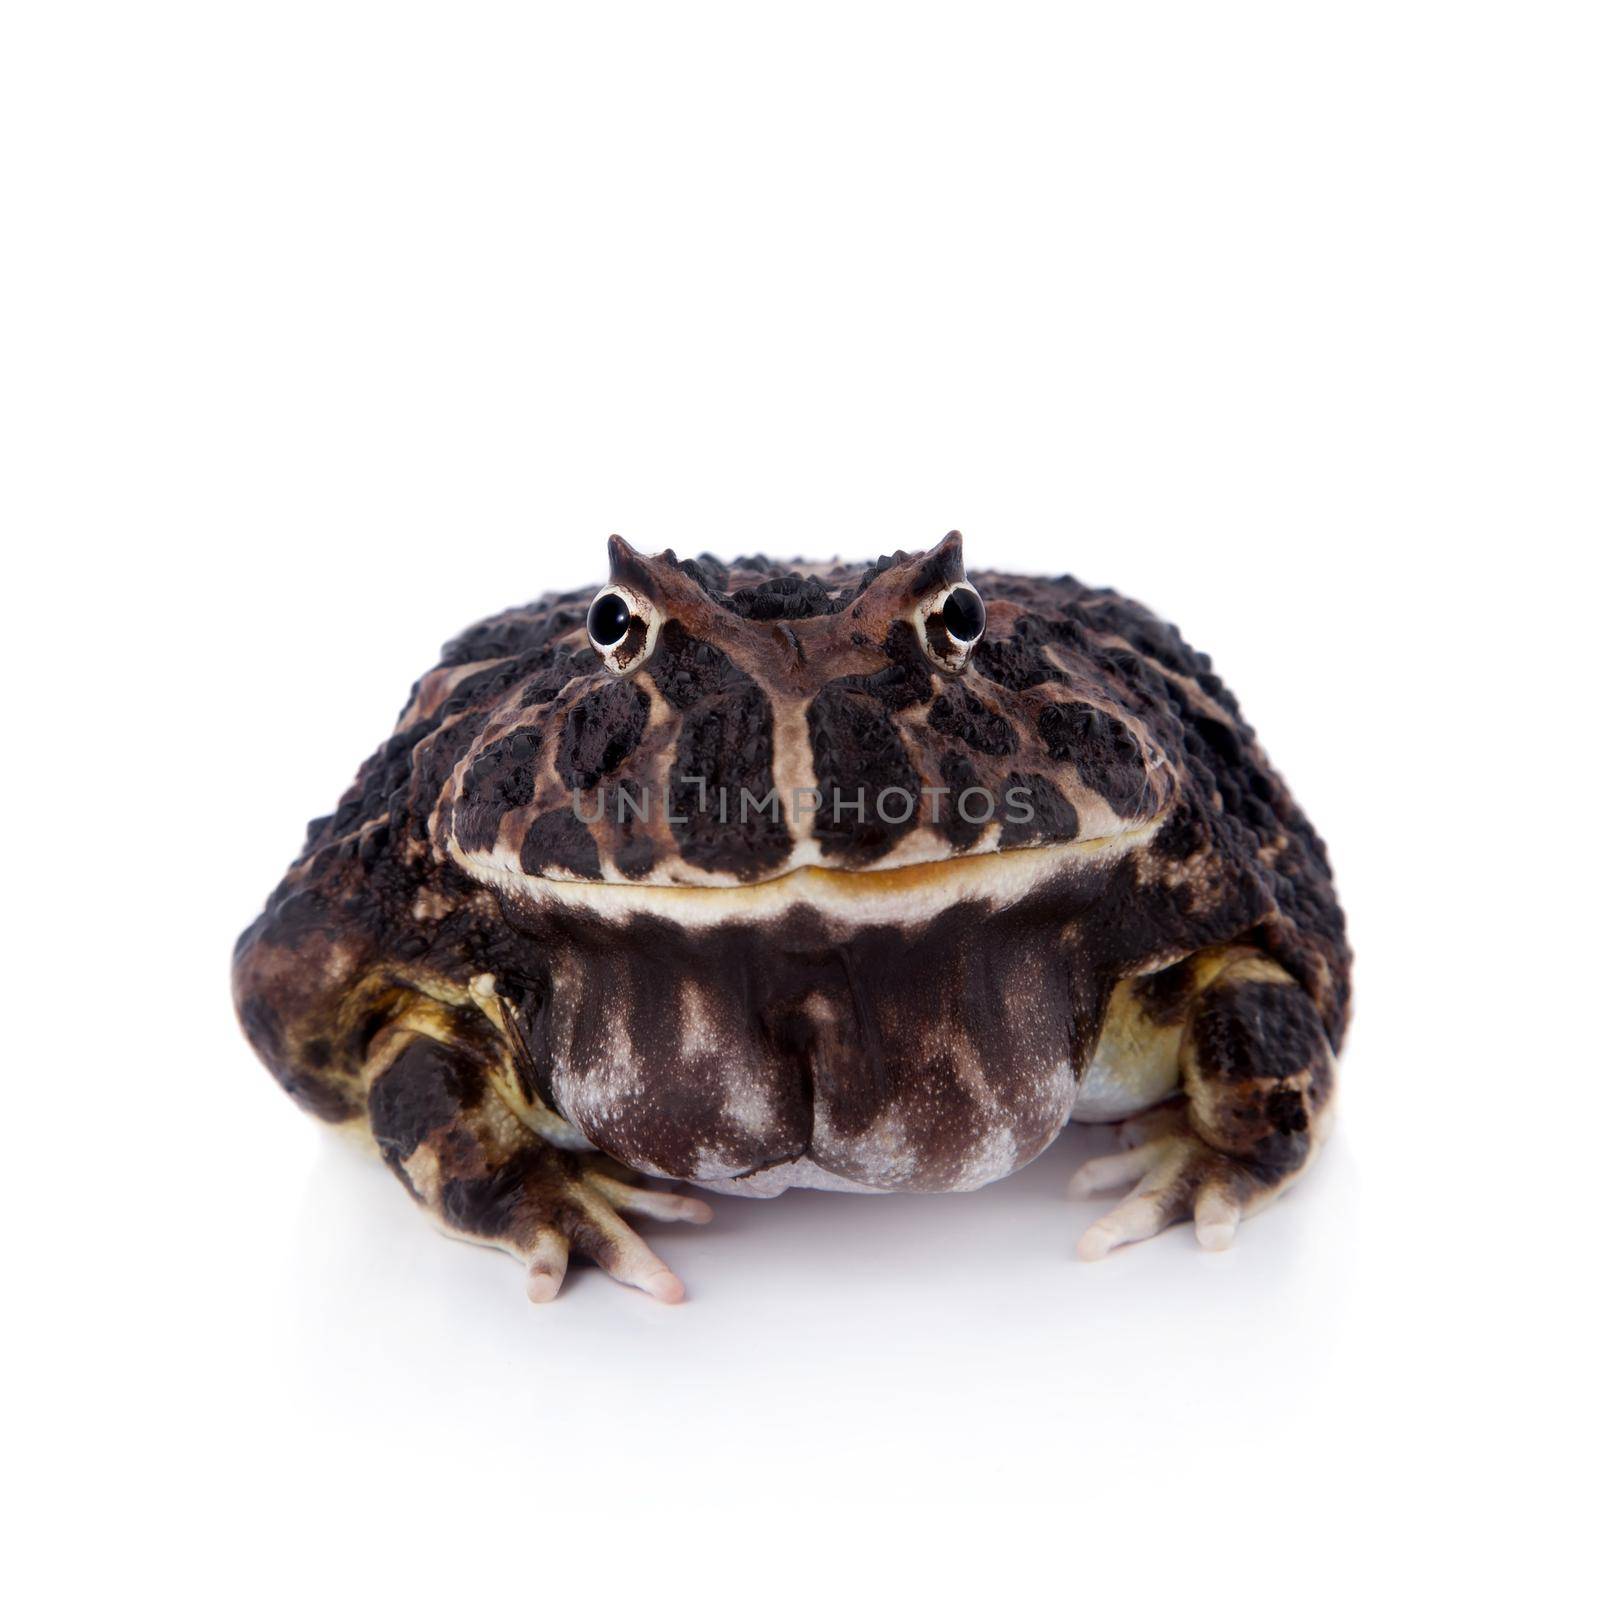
[1071,1132,1248,1261]
[1075,1163,1189,1260]
[587,1221,686,1303]
[1066,1139,1176,1198]
[524,1229,570,1303]
[521,1208,687,1305]
[587,1174,714,1226]
[1193,1183,1242,1251]
[557,1177,708,1304]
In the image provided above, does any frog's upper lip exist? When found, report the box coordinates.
[452,821,1161,928]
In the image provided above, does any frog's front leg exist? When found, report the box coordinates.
[366,1004,711,1303]
[1069,952,1336,1259]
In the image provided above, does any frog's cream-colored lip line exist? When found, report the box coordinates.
[448,819,1163,927]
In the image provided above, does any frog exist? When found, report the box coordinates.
[233,532,1350,1304]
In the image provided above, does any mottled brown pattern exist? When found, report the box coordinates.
[233,532,1352,1298]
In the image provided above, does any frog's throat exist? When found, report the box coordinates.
[450,819,1161,929]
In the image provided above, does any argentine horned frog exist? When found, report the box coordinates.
[235,533,1350,1302]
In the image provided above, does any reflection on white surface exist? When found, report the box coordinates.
[276,1112,1346,1460]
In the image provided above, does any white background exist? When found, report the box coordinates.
[5,4,1595,1595]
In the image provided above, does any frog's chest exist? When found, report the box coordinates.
[523,901,1096,1196]
[687,970,1185,1195]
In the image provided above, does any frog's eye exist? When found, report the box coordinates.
[586,585,659,675]
[916,581,986,672]
[941,585,985,644]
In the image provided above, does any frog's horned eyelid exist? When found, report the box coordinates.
[908,529,966,596]
[606,533,655,591]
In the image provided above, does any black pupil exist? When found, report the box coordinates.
[942,587,985,643]
[587,592,632,648]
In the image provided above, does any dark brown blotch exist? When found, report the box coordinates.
[556,680,649,791]
[1038,701,1149,816]
[667,682,792,876]
[648,619,752,709]
[997,771,1079,847]
[929,682,1019,758]
[369,1036,486,1164]
[806,682,922,862]
[1192,979,1327,1085]
[520,807,602,879]
[440,1144,581,1240]
[973,636,1064,692]
[455,727,543,852]
[935,751,987,850]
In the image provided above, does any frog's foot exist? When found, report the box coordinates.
[1067,954,1337,1260]
[1068,1106,1256,1258]
[366,1020,711,1305]
[519,1163,713,1305]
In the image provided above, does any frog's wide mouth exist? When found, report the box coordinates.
[451,821,1160,928]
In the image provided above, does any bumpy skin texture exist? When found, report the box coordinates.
[234,533,1350,1301]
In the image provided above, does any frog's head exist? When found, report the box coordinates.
[429,534,1190,1191]
[440,532,1175,898]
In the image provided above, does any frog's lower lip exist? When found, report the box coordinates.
[454,822,1161,927]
